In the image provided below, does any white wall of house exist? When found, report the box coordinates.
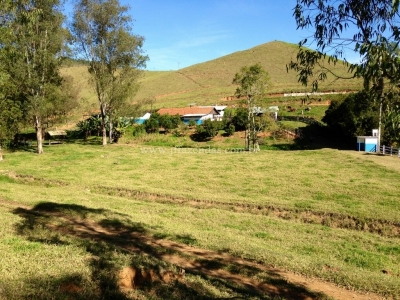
[200,114,215,121]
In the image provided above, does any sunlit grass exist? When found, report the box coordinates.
[0,143,399,298]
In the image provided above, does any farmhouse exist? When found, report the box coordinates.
[157,106,221,124]
[199,105,227,121]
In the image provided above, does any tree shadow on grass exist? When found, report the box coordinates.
[292,124,354,151]
[64,136,105,146]
[0,273,100,300]
[12,202,331,299]
[189,132,213,142]
[270,123,354,151]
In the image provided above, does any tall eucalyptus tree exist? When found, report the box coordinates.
[232,64,270,152]
[0,0,66,154]
[71,0,148,145]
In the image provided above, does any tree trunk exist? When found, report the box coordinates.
[246,96,252,151]
[377,76,384,153]
[35,116,44,154]
[378,99,383,152]
[102,118,107,146]
[251,112,257,152]
[109,120,113,144]
[245,129,250,151]
[100,105,107,146]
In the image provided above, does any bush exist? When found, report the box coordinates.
[195,124,206,136]
[202,119,221,138]
[132,125,146,137]
[170,114,182,129]
[225,124,235,136]
[188,119,197,127]
[158,114,182,132]
[144,113,159,133]
[112,117,133,143]
[76,115,102,139]
[194,119,221,139]
[231,108,247,131]
[173,124,189,137]
[158,114,172,132]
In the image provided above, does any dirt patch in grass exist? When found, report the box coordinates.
[8,172,70,187]
[9,201,384,300]
[96,185,400,237]
[118,266,184,290]
[60,282,83,294]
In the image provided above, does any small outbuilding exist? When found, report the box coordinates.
[47,130,67,145]
[268,106,279,120]
[356,129,378,152]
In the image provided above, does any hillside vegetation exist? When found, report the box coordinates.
[62,41,363,114]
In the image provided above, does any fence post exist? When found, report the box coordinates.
[390,146,393,156]
[398,148,400,158]
[382,145,385,155]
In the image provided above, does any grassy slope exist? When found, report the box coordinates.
[0,143,399,298]
[62,41,362,115]
[134,41,362,108]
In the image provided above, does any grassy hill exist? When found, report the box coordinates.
[134,40,362,108]
[62,40,362,114]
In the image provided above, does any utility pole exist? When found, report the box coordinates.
[378,98,383,153]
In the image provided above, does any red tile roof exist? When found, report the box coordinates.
[157,107,218,116]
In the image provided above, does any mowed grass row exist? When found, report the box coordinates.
[0,143,399,298]
[3,143,400,222]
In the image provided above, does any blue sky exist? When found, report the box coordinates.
[64,0,357,71]
[128,0,306,70]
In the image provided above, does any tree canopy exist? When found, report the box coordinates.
[289,0,400,148]
[0,0,72,153]
[290,0,400,89]
[71,0,148,146]
[232,64,270,151]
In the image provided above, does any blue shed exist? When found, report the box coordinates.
[356,136,378,152]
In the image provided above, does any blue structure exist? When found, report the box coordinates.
[134,118,146,125]
[133,113,151,125]
[357,129,379,152]
[182,117,203,125]
[357,136,378,152]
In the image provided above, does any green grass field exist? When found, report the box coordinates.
[0,140,399,299]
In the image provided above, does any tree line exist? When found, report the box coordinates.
[0,0,147,154]
[289,0,400,148]
[1,0,399,154]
